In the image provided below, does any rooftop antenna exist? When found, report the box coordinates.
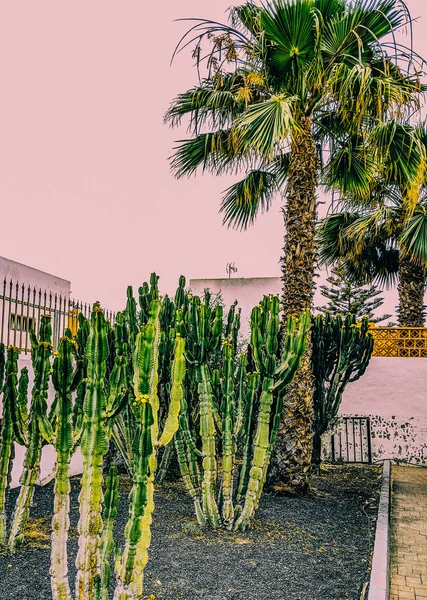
[226,262,238,279]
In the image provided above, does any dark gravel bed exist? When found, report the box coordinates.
[0,464,381,600]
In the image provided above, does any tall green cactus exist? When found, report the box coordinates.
[99,466,119,600]
[311,313,374,467]
[114,299,185,600]
[0,346,19,546]
[111,275,189,483]
[9,315,54,550]
[49,332,83,600]
[176,294,310,531]
[75,304,109,600]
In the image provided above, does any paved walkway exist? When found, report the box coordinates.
[389,465,427,600]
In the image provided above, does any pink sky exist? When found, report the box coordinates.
[0,1,426,317]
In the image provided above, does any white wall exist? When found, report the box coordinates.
[0,257,79,488]
[190,277,282,337]
[0,255,71,296]
[337,357,427,464]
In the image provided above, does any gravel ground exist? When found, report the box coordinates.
[0,464,381,600]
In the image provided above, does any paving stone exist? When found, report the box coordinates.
[389,465,427,600]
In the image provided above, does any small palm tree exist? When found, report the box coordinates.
[317,194,427,327]
[166,0,424,492]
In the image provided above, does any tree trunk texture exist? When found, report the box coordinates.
[268,118,318,494]
[397,254,426,327]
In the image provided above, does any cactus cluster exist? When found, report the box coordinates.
[174,293,310,530]
[311,313,374,466]
[0,274,377,600]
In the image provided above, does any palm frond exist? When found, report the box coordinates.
[370,121,425,192]
[317,212,361,266]
[229,2,263,36]
[235,94,296,157]
[220,169,278,230]
[169,129,250,178]
[323,135,379,200]
[165,80,242,132]
[261,0,317,85]
[399,203,427,264]
[317,211,399,287]
[313,0,346,23]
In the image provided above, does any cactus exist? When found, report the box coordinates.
[8,316,53,550]
[0,346,19,546]
[311,313,374,467]
[75,304,109,600]
[114,299,185,600]
[175,294,310,531]
[49,332,83,600]
[111,275,189,483]
[99,466,119,600]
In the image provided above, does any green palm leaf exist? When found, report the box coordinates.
[261,0,317,83]
[370,121,425,191]
[400,201,427,264]
[170,129,248,177]
[236,94,296,157]
[220,169,278,230]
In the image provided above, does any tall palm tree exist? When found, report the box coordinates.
[166,0,424,492]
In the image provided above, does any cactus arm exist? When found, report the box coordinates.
[125,287,139,345]
[99,466,119,600]
[113,401,153,600]
[16,366,29,433]
[198,364,221,529]
[250,306,265,376]
[235,372,259,506]
[50,459,72,600]
[234,376,274,532]
[273,312,310,393]
[155,442,174,485]
[210,368,223,436]
[8,418,42,549]
[178,394,202,458]
[9,317,53,550]
[49,335,82,600]
[8,366,28,447]
[219,341,235,529]
[0,347,19,546]
[114,300,161,600]
[233,353,247,438]
[75,305,109,600]
[174,428,205,526]
[158,335,185,447]
[111,418,134,476]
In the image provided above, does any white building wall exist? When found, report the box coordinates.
[190,277,282,337]
[0,257,77,487]
[0,256,71,296]
[337,357,427,464]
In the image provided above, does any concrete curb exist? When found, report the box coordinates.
[368,460,391,600]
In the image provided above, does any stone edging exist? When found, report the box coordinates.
[368,460,391,600]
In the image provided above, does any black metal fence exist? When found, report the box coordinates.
[0,279,115,353]
[330,416,372,464]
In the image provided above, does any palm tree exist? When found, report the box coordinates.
[317,194,427,327]
[166,0,424,492]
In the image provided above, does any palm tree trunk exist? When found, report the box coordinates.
[397,254,426,327]
[268,118,318,494]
